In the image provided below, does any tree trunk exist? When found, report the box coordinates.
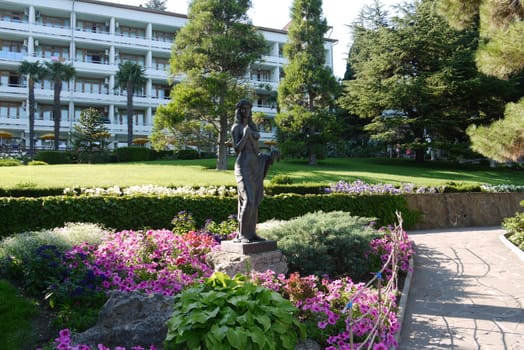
[53,79,62,151]
[308,146,318,165]
[127,84,134,147]
[28,79,35,155]
[415,148,425,162]
[216,113,229,170]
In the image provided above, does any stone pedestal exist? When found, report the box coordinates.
[206,240,288,277]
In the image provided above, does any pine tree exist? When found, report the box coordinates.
[438,0,524,162]
[276,0,339,165]
[152,0,265,170]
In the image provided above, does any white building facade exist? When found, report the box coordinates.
[0,0,335,151]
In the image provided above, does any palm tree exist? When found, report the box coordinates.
[18,60,45,155]
[114,61,147,146]
[43,61,76,150]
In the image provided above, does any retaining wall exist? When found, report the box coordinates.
[404,192,524,229]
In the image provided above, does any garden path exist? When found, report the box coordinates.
[398,227,524,350]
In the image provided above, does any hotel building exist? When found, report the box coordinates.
[0,0,335,151]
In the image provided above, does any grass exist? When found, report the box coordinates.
[0,157,522,189]
[0,280,41,349]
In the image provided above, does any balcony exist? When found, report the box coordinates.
[0,50,26,62]
[73,59,115,75]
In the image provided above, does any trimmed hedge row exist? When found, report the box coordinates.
[0,182,485,198]
[0,194,418,238]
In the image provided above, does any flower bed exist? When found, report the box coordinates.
[28,214,412,350]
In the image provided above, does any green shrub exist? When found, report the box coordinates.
[0,223,109,332]
[258,211,381,279]
[0,159,22,166]
[115,147,151,162]
[150,150,175,160]
[175,149,199,160]
[503,201,524,250]
[0,187,64,197]
[165,272,305,350]
[0,223,109,284]
[441,182,482,192]
[269,174,293,185]
[76,151,113,164]
[0,194,417,238]
[264,183,326,195]
[27,160,48,166]
[33,151,72,164]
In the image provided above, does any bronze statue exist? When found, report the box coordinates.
[231,100,275,243]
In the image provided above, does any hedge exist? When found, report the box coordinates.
[0,194,418,238]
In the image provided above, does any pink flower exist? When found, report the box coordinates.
[373,343,388,350]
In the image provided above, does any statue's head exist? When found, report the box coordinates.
[235,99,252,123]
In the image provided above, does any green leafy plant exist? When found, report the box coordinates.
[171,210,197,235]
[165,272,305,350]
[503,203,524,250]
[0,159,22,166]
[27,160,48,166]
[269,174,293,185]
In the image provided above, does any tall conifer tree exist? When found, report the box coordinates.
[276,0,339,165]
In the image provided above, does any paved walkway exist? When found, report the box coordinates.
[398,227,524,350]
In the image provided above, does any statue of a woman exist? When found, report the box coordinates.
[231,100,275,243]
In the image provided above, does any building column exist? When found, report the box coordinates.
[26,36,34,57]
[146,22,152,40]
[28,6,35,24]
[110,17,115,35]
[146,50,152,69]
[146,107,152,126]
[146,79,152,98]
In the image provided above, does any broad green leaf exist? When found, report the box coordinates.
[226,327,248,349]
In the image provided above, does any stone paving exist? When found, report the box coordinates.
[398,227,524,350]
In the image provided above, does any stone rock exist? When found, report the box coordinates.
[296,339,322,350]
[73,290,174,349]
[206,249,288,277]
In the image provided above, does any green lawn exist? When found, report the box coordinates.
[0,280,40,349]
[0,157,522,189]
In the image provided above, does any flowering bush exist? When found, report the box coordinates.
[325,180,439,195]
[63,185,237,197]
[480,184,524,192]
[251,272,400,349]
[72,229,219,296]
[40,328,157,350]
[367,226,414,280]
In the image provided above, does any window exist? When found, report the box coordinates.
[118,53,145,66]
[251,69,271,82]
[0,10,24,23]
[8,72,21,87]
[76,20,108,33]
[0,70,24,87]
[37,45,69,60]
[38,105,69,121]
[118,25,145,39]
[152,57,169,71]
[0,102,23,118]
[152,84,170,99]
[116,109,145,125]
[75,78,107,94]
[0,39,24,53]
[153,30,175,42]
[40,15,69,28]
[76,48,108,64]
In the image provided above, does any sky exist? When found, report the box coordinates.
[103,0,403,78]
